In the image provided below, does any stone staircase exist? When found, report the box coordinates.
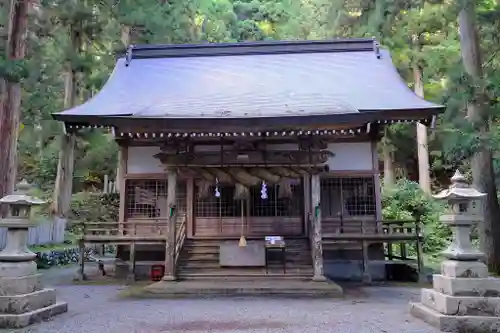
[177,238,313,280]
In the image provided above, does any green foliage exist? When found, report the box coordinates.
[69,192,119,225]
[35,247,99,269]
[382,179,449,254]
[0,58,30,82]
[6,0,500,263]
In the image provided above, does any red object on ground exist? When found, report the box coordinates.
[151,264,165,281]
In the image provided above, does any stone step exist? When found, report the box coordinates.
[179,261,313,267]
[177,264,313,272]
[135,280,343,298]
[0,301,68,329]
[179,254,312,263]
[0,274,43,296]
[177,271,313,279]
[410,301,500,332]
[178,239,312,277]
[433,274,500,297]
[178,266,313,272]
[182,242,310,250]
[0,288,56,315]
[420,288,500,316]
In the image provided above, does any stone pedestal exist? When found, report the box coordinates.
[0,261,68,328]
[410,260,500,332]
[0,181,68,328]
[410,171,500,332]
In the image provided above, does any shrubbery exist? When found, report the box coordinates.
[35,247,96,269]
[69,192,119,224]
[66,192,119,236]
[382,179,450,256]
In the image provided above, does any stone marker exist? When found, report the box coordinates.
[0,180,67,328]
[409,170,500,332]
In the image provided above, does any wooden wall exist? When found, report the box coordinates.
[119,139,382,238]
[193,217,303,238]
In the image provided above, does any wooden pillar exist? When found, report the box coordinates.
[77,239,86,281]
[127,242,136,282]
[303,175,311,237]
[163,167,177,281]
[415,220,426,282]
[361,222,371,284]
[118,145,128,235]
[186,177,194,238]
[311,174,325,281]
[371,141,382,226]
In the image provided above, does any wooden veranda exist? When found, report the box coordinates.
[77,217,423,282]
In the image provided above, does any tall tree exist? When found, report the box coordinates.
[413,34,431,194]
[0,0,30,215]
[52,0,93,221]
[458,0,500,271]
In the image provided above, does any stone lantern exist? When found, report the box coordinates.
[0,180,44,262]
[410,170,500,332]
[0,180,67,328]
[433,170,486,262]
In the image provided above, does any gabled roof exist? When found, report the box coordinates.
[53,38,444,129]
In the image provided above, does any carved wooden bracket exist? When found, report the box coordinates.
[154,150,333,166]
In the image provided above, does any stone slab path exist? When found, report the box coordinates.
[5,280,438,333]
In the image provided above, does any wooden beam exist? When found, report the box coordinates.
[154,150,332,166]
[227,168,260,187]
[177,167,198,179]
[163,167,177,281]
[208,168,233,183]
[248,168,281,183]
[270,167,301,179]
[196,179,211,199]
[311,174,325,281]
[277,179,294,199]
[291,167,310,176]
[197,168,216,181]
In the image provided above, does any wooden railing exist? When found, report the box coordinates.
[80,221,169,243]
[322,219,421,240]
[174,215,187,265]
[322,219,424,282]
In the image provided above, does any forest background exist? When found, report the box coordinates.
[0,0,499,270]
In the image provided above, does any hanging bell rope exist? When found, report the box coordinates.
[238,199,247,247]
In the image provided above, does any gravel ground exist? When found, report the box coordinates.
[7,273,439,333]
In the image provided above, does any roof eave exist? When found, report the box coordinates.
[52,106,444,131]
[118,38,379,60]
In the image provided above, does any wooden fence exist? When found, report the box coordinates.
[0,218,66,250]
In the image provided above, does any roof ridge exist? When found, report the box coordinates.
[122,38,379,63]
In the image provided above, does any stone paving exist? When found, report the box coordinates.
[4,273,439,333]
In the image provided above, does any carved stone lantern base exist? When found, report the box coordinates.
[410,171,500,332]
[0,261,68,328]
[410,260,500,332]
[0,181,67,328]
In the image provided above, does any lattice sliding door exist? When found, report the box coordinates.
[320,176,377,234]
[193,181,305,237]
